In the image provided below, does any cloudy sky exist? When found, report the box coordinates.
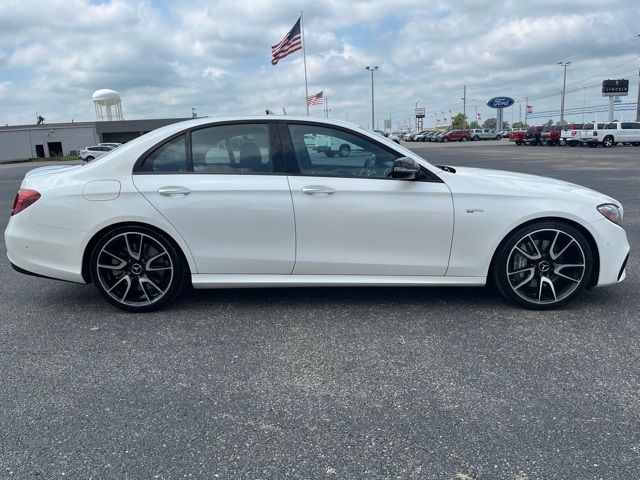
[0,0,638,129]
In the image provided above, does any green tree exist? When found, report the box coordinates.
[482,117,497,129]
[451,113,467,130]
[468,120,480,129]
[512,121,526,129]
[545,119,554,127]
[502,121,510,129]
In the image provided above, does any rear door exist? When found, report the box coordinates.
[132,122,295,274]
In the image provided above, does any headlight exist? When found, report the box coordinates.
[597,204,622,225]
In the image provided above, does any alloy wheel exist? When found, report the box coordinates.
[95,232,174,307]
[506,229,586,305]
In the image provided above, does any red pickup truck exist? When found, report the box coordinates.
[509,126,561,146]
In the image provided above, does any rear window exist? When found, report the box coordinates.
[138,134,188,173]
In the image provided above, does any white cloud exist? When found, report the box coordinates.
[0,0,638,127]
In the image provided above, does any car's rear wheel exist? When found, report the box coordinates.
[90,226,186,312]
[461,136,468,142]
[85,156,94,162]
[602,136,614,148]
[633,142,640,146]
[492,222,593,309]
[443,138,449,143]
[515,140,523,145]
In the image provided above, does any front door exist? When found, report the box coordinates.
[282,123,454,276]
[133,122,295,274]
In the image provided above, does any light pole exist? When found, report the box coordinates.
[558,61,571,127]
[365,66,378,130]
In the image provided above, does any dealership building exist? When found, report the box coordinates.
[0,118,189,162]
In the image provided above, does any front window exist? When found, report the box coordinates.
[287,124,399,179]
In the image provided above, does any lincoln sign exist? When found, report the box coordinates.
[487,97,515,109]
[602,79,629,97]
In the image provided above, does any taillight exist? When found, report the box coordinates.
[593,131,597,136]
[11,189,41,216]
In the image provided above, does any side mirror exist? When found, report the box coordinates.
[391,157,420,180]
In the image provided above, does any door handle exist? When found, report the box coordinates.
[158,186,191,196]
[302,185,335,195]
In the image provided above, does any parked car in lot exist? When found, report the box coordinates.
[559,123,602,147]
[583,121,640,148]
[540,125,563,146]
[508,129,527,144]
[431,131,446,142]
[5,116,628,311]
[315,134,360,157]
[414,130,433,142]
[99,142,123,149]
[510,127,544,146]
[79,145,115,162]
[439,130,471,142]
[470,129,502,141]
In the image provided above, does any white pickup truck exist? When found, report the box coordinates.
[559,123,604,147]
[315,135,362,157]
[582,121,640,148]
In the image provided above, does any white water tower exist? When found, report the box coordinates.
[92,89,124,121]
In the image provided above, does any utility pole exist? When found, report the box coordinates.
[365,66,378,131]
[462,85,467,127]
[558,61,571,127]
[524,97,528,127]
[636,67,640,121]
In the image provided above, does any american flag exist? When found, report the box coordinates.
[307,91,324,106]
[271,17,302,65]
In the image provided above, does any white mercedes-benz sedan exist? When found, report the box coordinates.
[5,117,629,312]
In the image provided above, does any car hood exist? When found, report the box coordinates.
[443,166,620,206]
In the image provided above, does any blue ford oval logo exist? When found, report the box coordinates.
[487,96,514,108]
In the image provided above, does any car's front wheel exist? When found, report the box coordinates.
[492,222,593,309]
[90,226,187,312]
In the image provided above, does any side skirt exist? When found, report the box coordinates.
[191,274,486,289]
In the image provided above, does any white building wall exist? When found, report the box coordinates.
[0,130,32,161]
[0,125,98,161]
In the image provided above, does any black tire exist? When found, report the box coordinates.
[338,144,351,157]
[515,140,523,146]
[495,135,502,140]
[602,136,614,148]
[633,142,640,146]
[85,156,94,162]
[461,136,468,142]
[89,226,187,312]
[325,151,335,158]
[473,135,480,141]
[443,138,449,143]
[588,142,597,148]
[569,141,578,147]
[492,221,593,310]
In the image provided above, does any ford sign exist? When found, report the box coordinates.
[487,96,514,109]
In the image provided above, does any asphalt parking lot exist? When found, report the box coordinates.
[0,142,638,479]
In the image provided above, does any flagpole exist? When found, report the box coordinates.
[300,11,310,116]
